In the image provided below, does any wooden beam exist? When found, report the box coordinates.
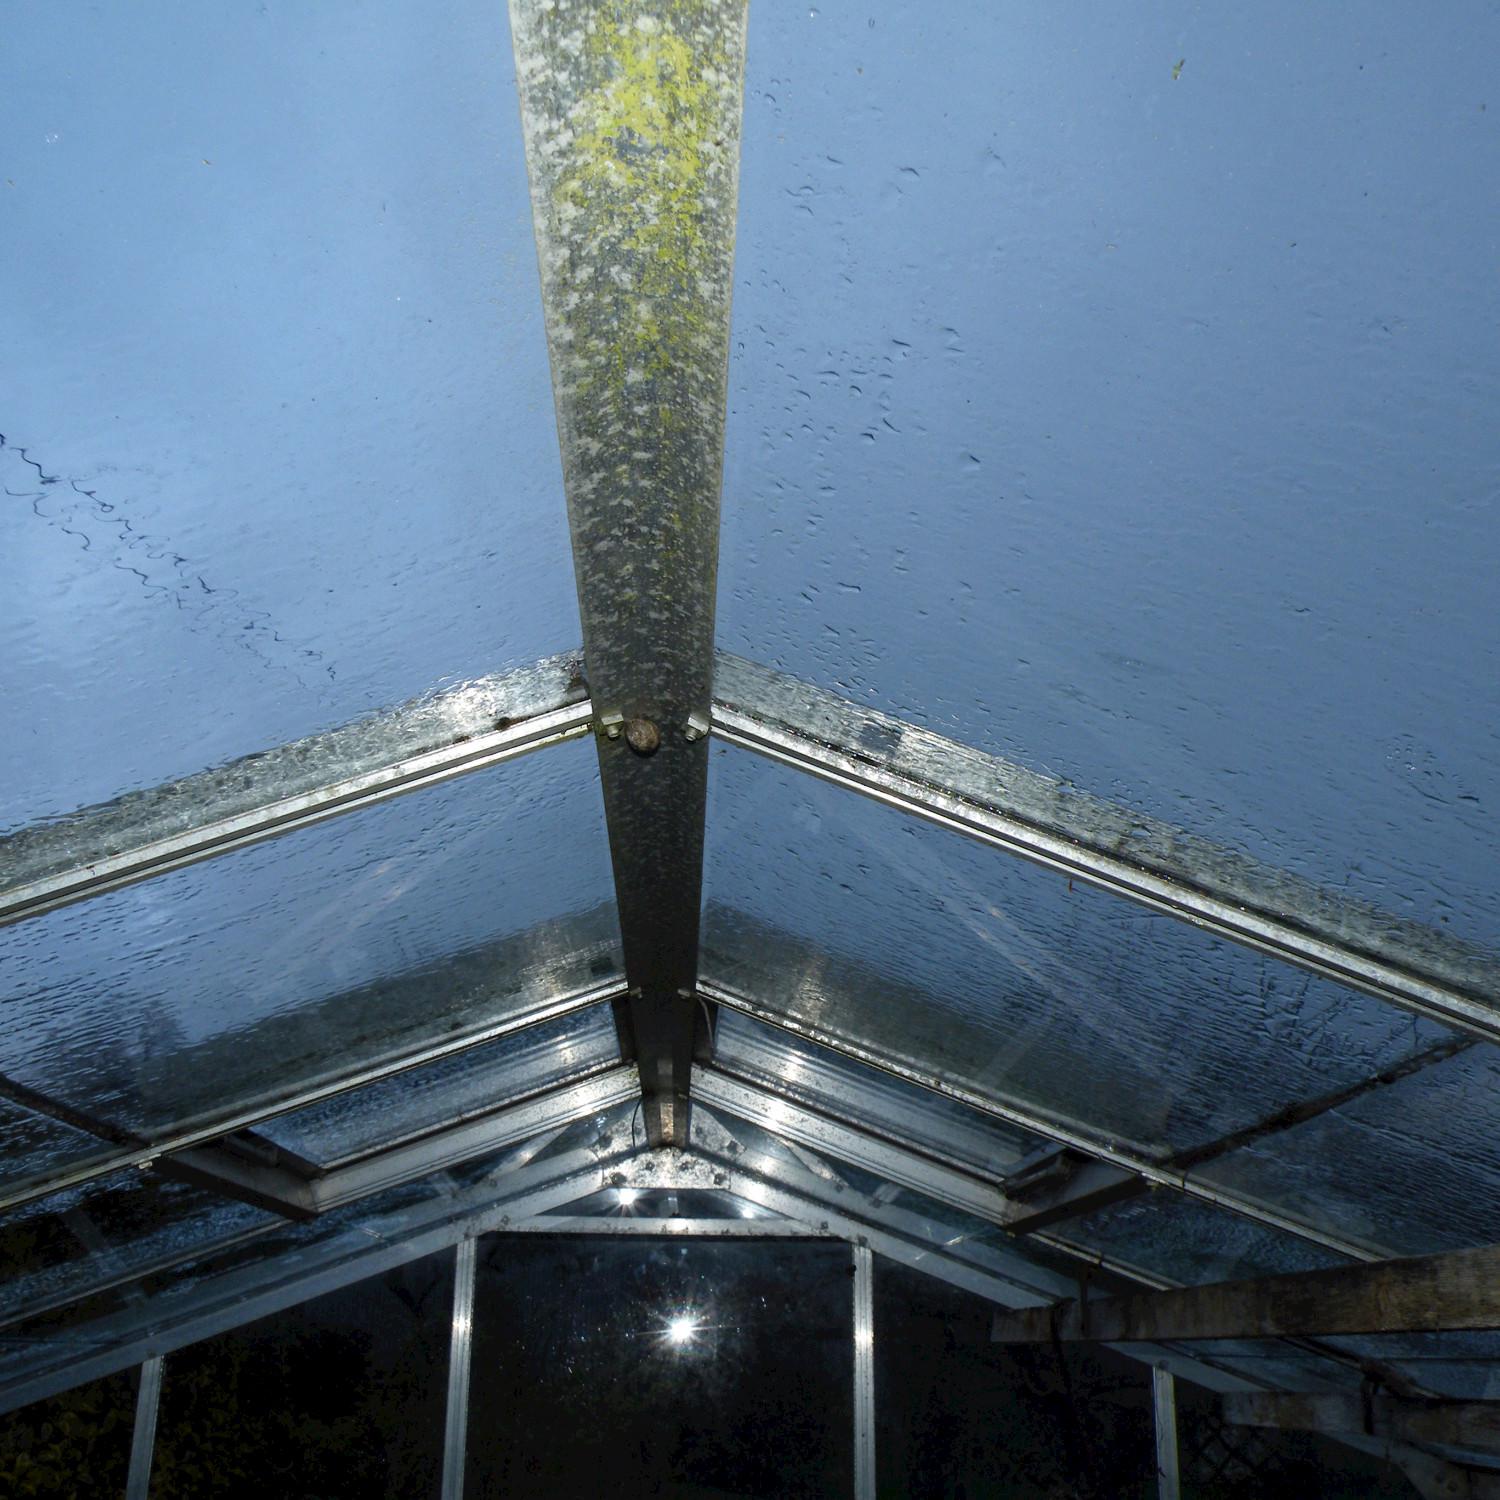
[1226,1391,1500,1452]
[991,1242,1500,1344]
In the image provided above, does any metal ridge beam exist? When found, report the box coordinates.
[711,652,1500,1042]
[702,981,1383,1263]
[510,0,748,1146]
[1,977,625,1215]
[991,1241,1500,1344]
[0,652,590,928]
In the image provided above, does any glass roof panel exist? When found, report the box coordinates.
[703,745,1456,1159]
[257,1002,620,1168]
[719,2,1500,945]
[1,0,574,830]
[0,739,620,1164]
[0,1099,119,1208]
[0,1170,272,1329]
[1048,1192,1349,1289]
[712,1007,1048,1179]
[1315,1333,1500,1402]
[1194,1042,1500,1256]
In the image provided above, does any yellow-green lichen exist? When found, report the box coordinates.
[546,4,735,417]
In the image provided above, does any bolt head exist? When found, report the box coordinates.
[624,718,661,755]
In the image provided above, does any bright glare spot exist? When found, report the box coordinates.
[616,1188,639,1207]
[666,1315,697,1347]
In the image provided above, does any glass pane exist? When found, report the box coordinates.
[258,1002,620,1167]
[1,740,620,1158]
[0,1366,137,1496]
[1,0,575,831]
[0,1097,118,1207]
[1050,1192,1348,1288]
[151,1251,454,1498]
[874,1257,1156,1498]
[1317,1332,1500,1402]
[0,1171,271,1330]
[1197,1042,1500,1256]
[703,746,1456,1158]
[714,1008,1047,1179]
[465,1236,854,1498]
[719,2,1500,946]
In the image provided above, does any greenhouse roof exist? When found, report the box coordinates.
[2,0,1498,1494]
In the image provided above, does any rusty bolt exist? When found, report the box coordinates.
[624,717,661,755]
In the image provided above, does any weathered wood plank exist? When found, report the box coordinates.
[992,1243,1500,1343]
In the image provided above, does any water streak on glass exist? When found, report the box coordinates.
[1,1,576,828]
[719,1,1500,946]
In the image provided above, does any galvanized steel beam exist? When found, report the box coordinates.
[711,652,1500,1043]
[0,653,590,929]
[510,0,748,1146]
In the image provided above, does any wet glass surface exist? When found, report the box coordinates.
[704,746,1456,1159]
[1,740,620,1158]
[2,1,575,830]
[720,1,1500,947]
[257,1002,620,1167]
[1196,1041,1500,1255]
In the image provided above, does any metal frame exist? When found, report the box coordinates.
[852,1244,876,1500]
[142,1067,638,1223]
[442,1238,477,1500]
[1,976,625,1214]
[704,981,1384,1262]
[509,0,749,1147]
[124,1356,162,1500]
[0,654,590,928]
[0,1139,639,1415]
[712,652,1500,1041]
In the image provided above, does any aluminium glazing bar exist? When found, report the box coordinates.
[0,653,590,928]
[510,0,748,1146]
[441,1238,477,1500]
[124,1356,162,1500]
[852,1244,876,1500]
[149,1062,636,1224]
[711,653,1500,1043]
